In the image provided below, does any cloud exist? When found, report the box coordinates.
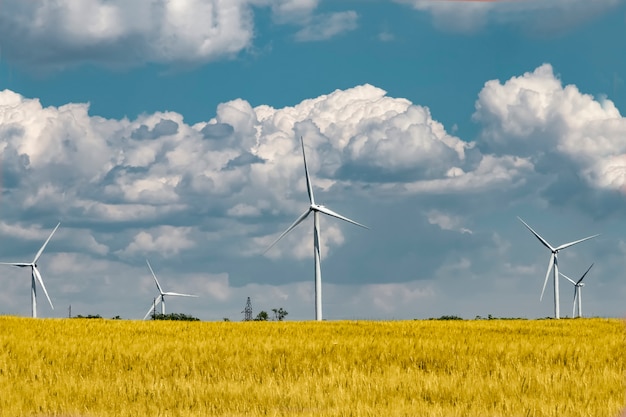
[263,220,346,261]
[363,282,435,313]
[0,221,59,241]
[338,104,474,182]
[227,203,263,217]
[394,0,621,33]
[189,272,232,300]
[0,0,345,69]
[119,226,195,258]
[426,210,472,234]
[294,11,358,42]
[473,63,626,196]
[377,31,395,42]
[267,0,319,23]
[0,1,252,68]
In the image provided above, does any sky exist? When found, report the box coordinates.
[0,0,626,321]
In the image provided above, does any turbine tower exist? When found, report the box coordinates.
[560,263,593,318]
[0,222,60,318]
[517,217,598,319]
[265,137,368,321]
[143,259,198,320]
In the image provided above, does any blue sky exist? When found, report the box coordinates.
[0,0,625,320]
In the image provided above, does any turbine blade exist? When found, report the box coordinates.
[163,292,198,297]
[559,272,577,285]
[143,297,162,320]
[577,263,594,284]
[264,208,312,254]
[146,259,164,295]
[143,303,155,320]
[517,217,554,251]
[0,262,31,267]
[33,222,61,264]
[540,253,555,301]
[316,206,369,229]
[301,137,315,205]
[33,266,54,310]
[555,234,599,251]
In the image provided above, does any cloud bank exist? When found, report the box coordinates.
[474,64,626,197]
[2,64,624,260]
[1,64,625,319]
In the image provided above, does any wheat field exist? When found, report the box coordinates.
[0,317,624,417]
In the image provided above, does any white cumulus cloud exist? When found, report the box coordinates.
[0,81,537,265]
[120,226,195,258]
[473,63,626,194]
[0,0,361,69]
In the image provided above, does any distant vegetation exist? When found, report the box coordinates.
[150,313,200,321]
[425,315,530,321]
[68,311,539,322]
[272,308,288,321]
[474,314,528,320]
[251,308,288,321]
[71,314,122,320]
[428,315,463,320]
[254,311,269,321]
[66,308,289,322]
[72,314,103,319]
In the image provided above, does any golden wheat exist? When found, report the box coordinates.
[0,317,623,417]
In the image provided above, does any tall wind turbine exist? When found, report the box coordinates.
[143,259,198,320]
[265,137,368,321]
[560,263,593,318]
[517,217,598,319]
[0,222,61,318]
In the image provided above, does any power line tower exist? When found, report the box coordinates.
[242,297,253,321]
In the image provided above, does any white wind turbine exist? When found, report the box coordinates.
[517,217,598,319]
[143,259,198,320]
[0,222,61,318]
[560,263,593,318]
[265,137,368,321]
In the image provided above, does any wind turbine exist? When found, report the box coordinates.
[265,137,368,321]
[560,263,593,318]
[0,222,61,318]
[143,259,198,320]
[517,217,598,319]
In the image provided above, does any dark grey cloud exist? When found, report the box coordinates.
[201,123,234,140]
[131,119,178,140]
[225,152,265,170]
